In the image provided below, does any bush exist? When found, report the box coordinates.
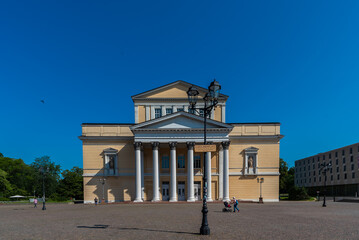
[288,186,310,200]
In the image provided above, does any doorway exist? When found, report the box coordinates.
[178,181,185,201]
[162,182,169,201]
[194,181,201,201]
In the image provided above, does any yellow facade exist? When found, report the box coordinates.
[80,80,283,203]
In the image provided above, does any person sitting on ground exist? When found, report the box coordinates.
[224,201,231,208]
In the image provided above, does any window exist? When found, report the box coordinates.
[352,164,354,171]
[308,165,310,170]
[336,159,338,165]
[351,156,354,162]
[342,150,345,156]
[323,155,325,160]
[314,177,316,182]
[162,156,169,168]
[308,159,310,164]
[318,163,320,168]
[337,175,340,180]
[194,155,201,168]
[177,155,185,168]
[304,173,306,177]
[343,157,346,164]
[177,108,184,112]
[155,108,162,118]
[344,173,347,179]
[313,171,315,176]
[329,153,331,159]
[350,148,353,154]
[199,109,204,117]
[312,158,314,163]
[166,108,173,115]
[309,178,311,183]
[336,166,339,172]
[331,175,333,181]
[304,166,306,171]
[352,172,355,179]
[309,172,311,176]
[344,165,347,172]
[319,176,321,182]
[330,168,332,174]
[335,152,338,158]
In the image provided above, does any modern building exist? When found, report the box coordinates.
[79,80,283,203]
[295,143,359,196]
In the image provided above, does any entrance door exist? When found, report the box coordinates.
[162,182,169,201]
[178,182,185,201]
[194,181,201,201]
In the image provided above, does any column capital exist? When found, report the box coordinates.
[186,142,195,149]
[152,142,160,150]
[221,141,230,149]
[134,142,142,150]
[169,142,177,150]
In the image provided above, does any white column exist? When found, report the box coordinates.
[151,106,155,120]
[134,142,143,202]
[218,145,223,200]
[173,105,177,113]
[221,105,226,123]
[206,151,213,201]
[145,106,150,121]
[222,141,230,201]
[135,105,139,123]
[152,142,160,202]
[187,142,195,202]
[162,106,166,116]
[169,142,177,202]
[141,148,144,200]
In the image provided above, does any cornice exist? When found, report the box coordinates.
[78,136,134,141]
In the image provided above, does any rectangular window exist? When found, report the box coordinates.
[344,173,347,179]
[330,168,332,174]
[336,166,339,172]
[309,178,311,183]
[329,153,331,159]
[308,165,310,170]
[351,156,354,162]
[342,149,345,156]
[323,155,325,160]
[314,177,316,182]
[309,172,311,176]
[343,157,346,164]
[336,159,338,165]
[351,164,354,171]
[177,155,185,168]
[350,148,353,154]
[312,158,315,163]
[335,152,338,158]
[177,108,184,112]
[194,155,201,168]
[331,175,333,181]
[161,156,169,168]
[304,166,306,171]
[155,108,162,118]
[166,108,173,115]
[313,171,315,176]
[319,176,321,182]
[352,172,355,179]
[308,159,310,164]
[344,165,346,171]
[337,175,340,180]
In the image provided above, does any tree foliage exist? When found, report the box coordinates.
[0,153,83,200]
[279,158,295,194]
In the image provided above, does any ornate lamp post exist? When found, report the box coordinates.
[257,177,264,203]
[187,79,221,236]
[99,178,106,203]
[319,162,332,207]
[39,167,49,210]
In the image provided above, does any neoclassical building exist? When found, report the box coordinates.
[80,81,283,203]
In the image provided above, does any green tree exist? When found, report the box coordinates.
[56,167,83,200]
[0,169,13,197]
[279,159,295,194]
[30,156,61,198]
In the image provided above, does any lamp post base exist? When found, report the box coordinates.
[42,202,46,211]
[200,226,210,235]
[259,197,263,204]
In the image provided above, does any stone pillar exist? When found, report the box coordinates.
[141,148,144,200]
[169,142,177,202]
[206,151,213,201]
[187,142,195,202]
[222,141,230,201]
[218,145,223,200]
[152,142,160,202]
[134,142,143,202]
[145,106,150,121]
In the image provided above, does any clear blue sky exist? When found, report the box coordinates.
[1,0,359,170]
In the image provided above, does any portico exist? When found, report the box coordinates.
[130,111,232,202]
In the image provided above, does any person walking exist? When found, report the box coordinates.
[34,198,38,208]
[232,197,239,213]
[94,197,98,205]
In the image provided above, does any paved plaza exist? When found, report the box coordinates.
[1,201,359,240]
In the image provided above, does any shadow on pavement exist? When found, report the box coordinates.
[77,225,109,229]
[118,227,199,235]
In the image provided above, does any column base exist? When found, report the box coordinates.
[187,198,196,202]
[223,197,230,202]
[151,198,161,202]
[169,199,178,202]
[134,199,143,203]
[207,198,213,202]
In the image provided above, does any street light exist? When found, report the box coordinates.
[187,79,221,236]
[39,167,49,210]
[99,178,106,203]
[257,177,264,203]
[319,162,332,207]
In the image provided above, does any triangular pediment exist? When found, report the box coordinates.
[130,111,233,131]
[131,80,228,100]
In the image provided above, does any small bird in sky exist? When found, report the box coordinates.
[40,99,45,104]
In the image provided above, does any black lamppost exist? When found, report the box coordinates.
[99,178,106,203]
[257,177,264,203]
[187,79,221,236]
[319,162,332,207]
[39,167,49,210]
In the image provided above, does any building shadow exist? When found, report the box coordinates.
[117,227,199,235]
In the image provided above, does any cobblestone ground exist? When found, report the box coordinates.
[1,201,359,240]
